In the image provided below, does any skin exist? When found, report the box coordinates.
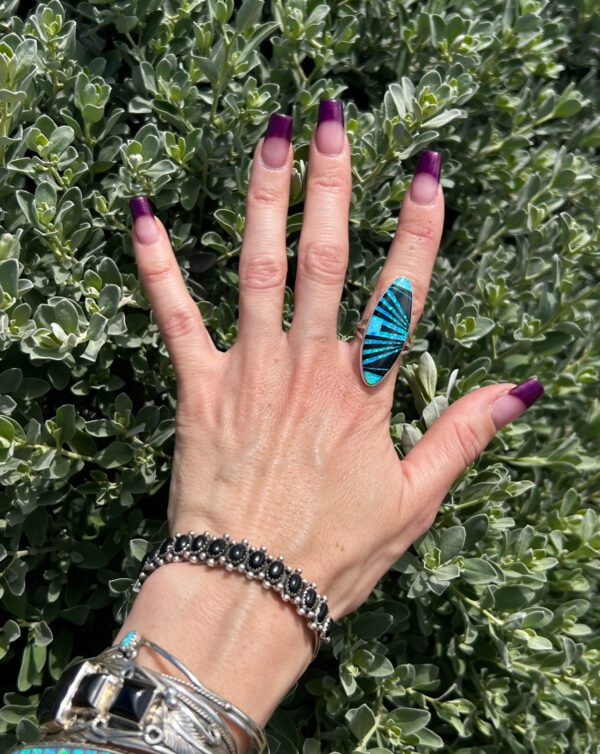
[116,118,535,751]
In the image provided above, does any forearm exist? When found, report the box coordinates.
[114,562,315,749]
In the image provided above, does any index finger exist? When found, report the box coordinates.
[130,197,219,381]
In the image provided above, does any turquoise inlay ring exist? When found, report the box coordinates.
[359,276,413,386]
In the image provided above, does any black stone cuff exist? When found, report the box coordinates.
[133,531,335,651]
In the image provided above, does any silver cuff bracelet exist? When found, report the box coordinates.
[36,630,267,754]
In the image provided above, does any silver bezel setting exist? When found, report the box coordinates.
[133,530,334,647]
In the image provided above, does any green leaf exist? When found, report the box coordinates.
[461,558,498,585]
[386,707,431,734]
[47,125,75,155]
[196,57,220,86]
[0,368,23,394]
[346,704,376,739]
[55,404,76,442]
[32,621,53,647]
[440,526,466,562]
[352,612,394,640]
[15,378,50,400]
[54,299,81,334]
[16,191,37,225]
[236,0,263,30]
[95,441,134,468]
[493,585,535,611]
[0,259,19,297]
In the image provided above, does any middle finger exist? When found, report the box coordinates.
[289,100,352,344]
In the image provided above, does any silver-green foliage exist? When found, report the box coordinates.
[0,0,599,752]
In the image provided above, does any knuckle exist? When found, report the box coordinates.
[239,255,286,290]
[300,240,347,284]
[161,307,199,341]
[247,183,283,209]
[144,264,175,287]
[310,167,348,194]
[402,460,440,535]
[417,504,438,535]
[452,419,485,468]
[398,219,436,245]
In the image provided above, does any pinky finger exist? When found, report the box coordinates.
[130,197,219,380]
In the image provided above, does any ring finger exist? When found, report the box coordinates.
[351,150,444,385]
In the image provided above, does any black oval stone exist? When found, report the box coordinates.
[141,549,157,570]
[207,538,226,558]
[228,543,247,564]
[174,534,190,553]
[191,534,208,553]
[158,537,174,556]
[248,551,265,571]
[286,573,302,595]
[316,601,329,623]
[267,560,284,582]
[303,588,317,609]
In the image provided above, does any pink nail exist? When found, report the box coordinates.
[491,378,544,429]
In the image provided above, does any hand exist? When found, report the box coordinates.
[120,101,543,736]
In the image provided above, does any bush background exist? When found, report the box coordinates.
[0,0,599,752]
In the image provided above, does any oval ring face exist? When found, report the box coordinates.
[360,276,413,386]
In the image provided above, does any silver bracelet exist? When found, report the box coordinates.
[133,530,334,655]
[36,630,267,754]
[37,655,236,754]
[107,630,267,753]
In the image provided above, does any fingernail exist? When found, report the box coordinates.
[409,150,442,205]
[316,99,345,155]
[130,196,158,245]
[491,378,544,429]
[261,113,293,169]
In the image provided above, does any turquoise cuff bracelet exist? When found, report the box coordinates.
[10,741,121,754]
[133,531,334,651]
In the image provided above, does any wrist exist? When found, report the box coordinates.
[116,561,314,738]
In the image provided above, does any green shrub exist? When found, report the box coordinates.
[0,0,598,751]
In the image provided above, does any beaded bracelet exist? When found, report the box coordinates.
[133,531,334,649]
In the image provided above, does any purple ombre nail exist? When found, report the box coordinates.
[317,99,344,126]
[410,150,443,204]
[262,113,293,168]
[265,113,293,142]
[130,196,154,220]
[129,196,158,245]
[415,150,442,183]
[491,377,544,429]
[316,99,345,155]
[508,377,545,408]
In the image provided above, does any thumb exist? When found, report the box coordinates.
[400,378,544,534]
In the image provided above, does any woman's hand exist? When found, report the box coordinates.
[119,101,542,735]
